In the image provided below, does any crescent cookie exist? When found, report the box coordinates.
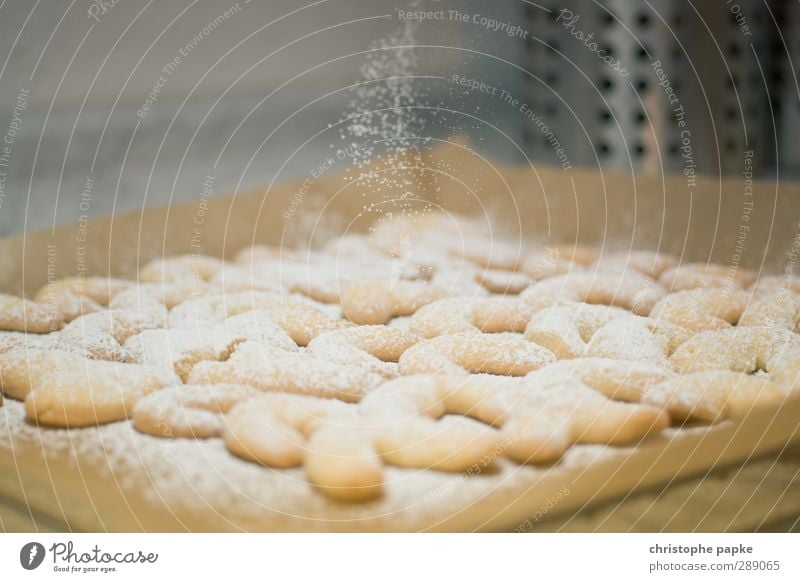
[357,376,503,471]
[133,383,260,438]
[398,333,555,376]
[340,280,447,325]
[530,358,674,402]
[427,266,490,297]
[305,326,420,378]
[669,326,800,389]
[0,330,56,354]
[109,281,216,317]
[56,309,166,361]
[749,275,800,296]
[224,378,499,501]
[34,276,132,322]
[482,372,669,461]
[0,293,64,333]
[659,262,756,291]
[216,356,669,502]
[592,250,677,279]
[524,303,632,358]
[370,211,522,271]
[524,303,689,364]
[643,370,788,423]
[738,288,800,332]
[520,267,666,315]
[650,288,749,333]
[0,348,174,426]
[139,254,225,283]
[223,393,361,469]
[410,297,531,338]
[376,373,664,487]
[475,268,532,294]
[169,291,346,346]
[520,245,598,281]
[583,316,691,366]
[124,328,232,382]
[188,340,384,402]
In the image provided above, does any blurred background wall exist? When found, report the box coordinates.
[0,0,796,237]
[0,0,522,236]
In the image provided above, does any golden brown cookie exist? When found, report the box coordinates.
[399,332,555,376]
[188,340,384,402]
[670,326,800,389]
[34,276,131,322]
[305,326,420,378]
[659,262,756,291]
[643,370,788,422]
[133,383,260,438]
[521,267,666,315]
[0,348,174,426]
[739,288,800,332]
[139,254,225,283]
[410,297,531,338]
[0,294,64,333]
[650,288,749,332]
[340,280,447,325]
[169,291,346,346]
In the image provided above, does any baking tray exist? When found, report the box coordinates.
[1,144,799,531]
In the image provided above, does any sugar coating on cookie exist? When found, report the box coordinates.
[643,370,787,422]
[520,245,594,281]
[524,302,688,365]
[0,348,175,426]
[592,250,677,279]
[189,340,384,402]
[169,291,346,346]
[369,211,522,271]
[133,383,260,438]
[56,309,166,361]
[524,302,632,358]
[110,281,214,315]
[739,288,800,332]
[340,280,447,325]
[749,275,800,296]
[0,294,64,333]
[583,316,690,366]
[475,268,532,294]
[669,326,800,389]
[659,262,756,291]
[0,330,56,354]
[532,358,674,402]
[124,328,232,382]
[399,332,555,376]
[305,326,420,378]
[410,297,531,338]
[650,288,748,333]
[228,245,404,303]
[520,267,666,315]
[34,276,132,322]
[139,254,225,283]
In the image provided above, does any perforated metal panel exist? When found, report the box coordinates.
[774,0,800,177]
[523,0,792,177]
